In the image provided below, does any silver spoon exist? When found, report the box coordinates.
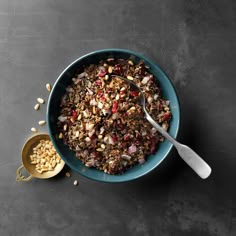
[112,75,212,179]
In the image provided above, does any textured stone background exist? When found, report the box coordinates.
[0,0,235,235]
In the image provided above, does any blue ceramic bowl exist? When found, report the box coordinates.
[47,49,180,183]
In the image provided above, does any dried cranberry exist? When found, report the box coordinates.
[101,96,106,102]
[97,91,103,97]
[162,112,171,121]
[130,90,139,97]
[98,70,106,77]
[96,80,102,86]
[72,110,78,119]
[124,134,129,141]
[112,136,117,142]
[113,64,122,75]
[112,101,118,113]
[107,88,113,93]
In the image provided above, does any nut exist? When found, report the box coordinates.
[127,75,134,81]
[34,104,40,110]
[108,66,113,74]
[128,60,134,66]
[46,83,51,92]
[37,98,45,104]
[73,180,78,186]
[38,120,46,126]
[29,139,62,174]
[59,133,63,139]
[31,127,37,132]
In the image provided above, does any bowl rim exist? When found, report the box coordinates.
[46,48,180,183]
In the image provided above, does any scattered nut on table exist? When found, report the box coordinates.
[37,98,45,104]
[34,104,40,110]
[31,127,37,132]
[38,120,46,126]
[46,83,51,92]
[73,180,78,186]
[29,139,62,174]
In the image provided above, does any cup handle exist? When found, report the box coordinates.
[16,164,33,182]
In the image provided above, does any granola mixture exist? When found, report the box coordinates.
[57,58,171,174]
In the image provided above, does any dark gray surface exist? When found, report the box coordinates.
[0,0,236,235]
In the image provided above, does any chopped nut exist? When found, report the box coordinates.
[31,127,37,132]
[101,144,106,149]
[29,139,62,174]
[46,83,51,92]
[37,98,45,104]
[127,75,134,81]
[59,133,63,139]
[73,180,78,186]
[34,104,40,110]
[108,66,113,74]
[96,148,104,152]
[104,75,109,80]
[38,120,46,126]
[85,137,91,142]
[77,114,82,120]
[75,131,80,137]
[128,60,134,66]
[63,124,67,131]
[115,94,120,100]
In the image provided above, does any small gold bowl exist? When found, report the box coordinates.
[16,133,65,182]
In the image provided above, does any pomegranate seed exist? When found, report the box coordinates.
[97,91,103,97]
[96,80,102,86]
[98,70,106,77]
[113,64,122,75]
[124,134,129,141]
[162,112,171,121]
[101,96,106,102]
[72,110,78,119]
[112,136,117,142]
[112,101,118,113]
[130,90,139,97]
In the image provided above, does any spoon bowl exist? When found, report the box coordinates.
[112,75,212,179]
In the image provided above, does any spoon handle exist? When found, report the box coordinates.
[145,112,211,179]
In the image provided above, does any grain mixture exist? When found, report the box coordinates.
[57,58,171,174]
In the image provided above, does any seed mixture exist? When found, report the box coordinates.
[57,58,171,174]
[29,139,62,174]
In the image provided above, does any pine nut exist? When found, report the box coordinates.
[38,120,46,126]
[31,127,37,132]
[37,98,45,104]
[34,104,40,110]
[46,83,51,92]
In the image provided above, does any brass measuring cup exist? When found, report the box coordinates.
[16,133,65,182]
